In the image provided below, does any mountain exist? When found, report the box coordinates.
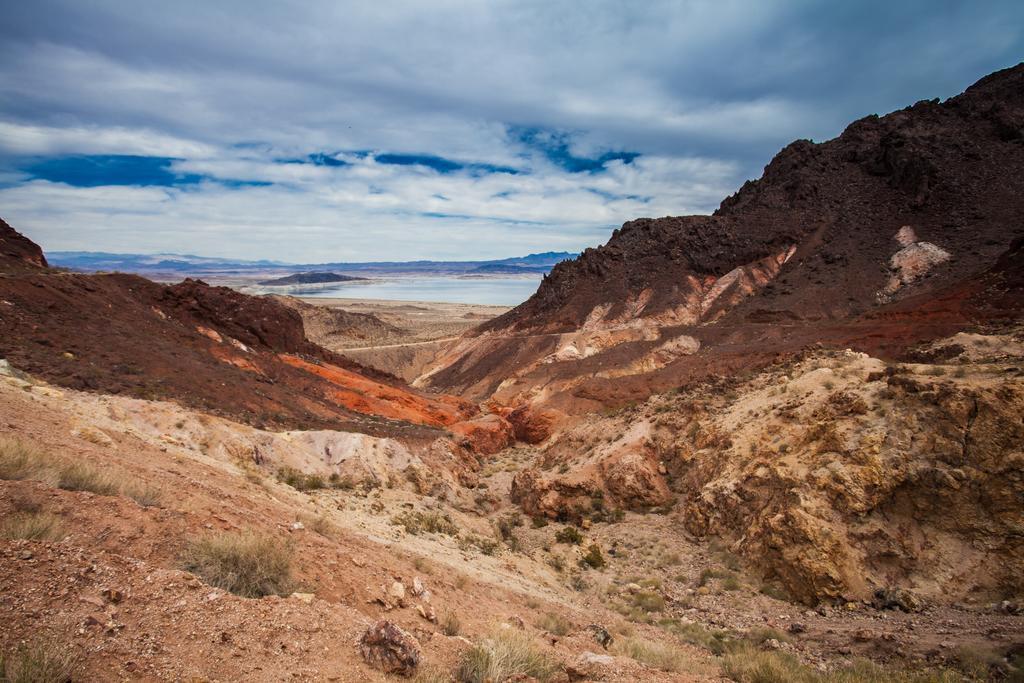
[420,63,1024,406]
[406,63,1024,609]
[257,271,367,286]
[47,250,578,278]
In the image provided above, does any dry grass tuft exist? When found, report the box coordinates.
[457,628,558,683]
[535,612,572,636]
[0,436,48,481]
[723,643,965,682]
[0,512,65,541]
[181,531,293,598]
[57,462,120,496]
[610,636,696,673]
[1,435,162,507]
[0,640,78,683]
[440,610,461,636]
[123,483,163,508]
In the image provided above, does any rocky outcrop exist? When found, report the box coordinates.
[0,218,48,271]
[507,405,563,444]
[511,438,672,520]
[669,350,1024,605]
[448,413,515,455]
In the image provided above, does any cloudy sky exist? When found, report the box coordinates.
[1,1,1021,262]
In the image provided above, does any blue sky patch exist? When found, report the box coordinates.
[21,155,203,187]
[512,127,639,173]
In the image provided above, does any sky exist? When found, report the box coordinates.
[1,1,1022,262]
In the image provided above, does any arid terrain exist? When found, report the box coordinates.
[3,62,1024,683]
[277,297,511,382]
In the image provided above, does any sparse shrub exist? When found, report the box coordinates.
[611,636,691,672]
[722,643,811,682]
[581,544,605,569]
[554,526,583,545]
[926,366,947,377]
[531,516,548,528]
[0,641,77,683]
[953,367,967,378]
[0,512,64,541]
[495,512,522,540]
[631,590,665,612]
[413,557,432,574]
[303,514,337,538]
[440,610,461,636]
[723,642,966,682]
[0,436,47,480]
[548,555,565,573]
[536,612,572,636]
[666,621,732,655]
[457,628,558,683]
[275,467,327,491]
[57,462,119,496]
[391,510,459,536]
[697,568,738,587]
[657,552,682,567]
[722,575,741,591]
[181,530,293,598]
[458,533,500,556]
[124,483,162,508]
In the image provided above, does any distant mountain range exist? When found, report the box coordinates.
[47,250,578,279]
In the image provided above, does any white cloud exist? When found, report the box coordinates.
[0,0,1021,259]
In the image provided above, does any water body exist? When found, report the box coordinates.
[300,276,541,306]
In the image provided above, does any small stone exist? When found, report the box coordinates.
[290,521,305,531]
[16,550,33,560]
[411,577,425,596]
[101,587,124,604]
[787,622,807,634]
[389,581,406,605]
[416,604,436,622]
[291,592,315,604]
[853,628,877,642]
[509,615,525,629]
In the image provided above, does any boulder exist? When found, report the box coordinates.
[358,620,421,676]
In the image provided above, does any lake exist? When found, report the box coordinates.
[299,276,541,306]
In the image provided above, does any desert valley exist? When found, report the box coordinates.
[1,58,1023,682]
[9,0,1024,674]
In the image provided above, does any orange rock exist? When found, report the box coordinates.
[449,414,514,455]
